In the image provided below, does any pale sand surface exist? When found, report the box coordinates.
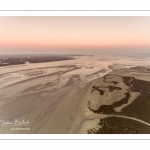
[1,55,150,133]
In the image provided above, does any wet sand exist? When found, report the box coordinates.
[1,55,150,133]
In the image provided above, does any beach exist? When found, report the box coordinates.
[0,55,150,133]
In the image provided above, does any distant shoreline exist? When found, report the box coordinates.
[0,54,77,67]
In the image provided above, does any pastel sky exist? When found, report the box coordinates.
[0,16,150,54]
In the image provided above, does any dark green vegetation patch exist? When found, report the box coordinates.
[88,117,150,134]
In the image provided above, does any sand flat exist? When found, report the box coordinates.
[1,55,150,133]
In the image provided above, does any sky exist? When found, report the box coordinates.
[0,16,150,54]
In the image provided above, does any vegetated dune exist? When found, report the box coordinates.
[81,66,150,134]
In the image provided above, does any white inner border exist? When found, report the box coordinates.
[0,11,150,16]
[0,0,150,10]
